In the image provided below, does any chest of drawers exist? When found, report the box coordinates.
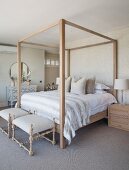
[108,104,129,131]
[7,85,37,107]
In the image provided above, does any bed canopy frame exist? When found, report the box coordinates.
[17,19,117,149]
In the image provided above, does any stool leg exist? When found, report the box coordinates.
[29,124,33,156]
[12,114,15,139]
[12,123,15,139]
[52,121,56,145]
[8,113,11,138]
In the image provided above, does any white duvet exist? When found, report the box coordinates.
[21,90,117,144]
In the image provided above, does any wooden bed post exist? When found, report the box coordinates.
[67,49,70,77]
[59,19,65,149]
[113,40,118,98]
[17,42,22,108]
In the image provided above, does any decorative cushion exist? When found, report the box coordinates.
[86,78,95,94]
[13,115,54,134]
[0,108,29,121]
[65,76,72,92]
[71,77,86,95]
[58,76,72,92]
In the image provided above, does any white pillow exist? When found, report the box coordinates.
[71,78,86,95]
[58,76,72,92]
[95,83,110,90]
[95,89,107,94]
[65,77,72,92]
[72,75,95,94]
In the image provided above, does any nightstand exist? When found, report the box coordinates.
[108,104,129,131]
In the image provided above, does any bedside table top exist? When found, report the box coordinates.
[109,103,129,110]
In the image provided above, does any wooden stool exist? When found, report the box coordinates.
[12,114,56,156]
[0,108,29,138]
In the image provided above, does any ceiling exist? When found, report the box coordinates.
[0,0,129,45]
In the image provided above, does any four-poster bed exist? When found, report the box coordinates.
[17,19,118,149]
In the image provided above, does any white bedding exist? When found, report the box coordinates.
[21,90,117,143]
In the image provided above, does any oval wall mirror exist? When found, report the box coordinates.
[9,62,31,82]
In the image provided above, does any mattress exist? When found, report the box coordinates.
[21,90,117,143]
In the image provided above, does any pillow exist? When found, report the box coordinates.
[95,89,107,94]
[58,76,72,92]
[65,76,72,92]
[95,83,110,90]
[86,78,95,94]
[71,77,86,95]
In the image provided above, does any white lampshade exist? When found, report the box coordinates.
[114,79,129,90]
[56,77,60,85]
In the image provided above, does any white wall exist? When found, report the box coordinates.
[70,44,113,85]
[66,27,129,103]
[0,53,16,106]
[21,47,45,91]
[0,47,45,106]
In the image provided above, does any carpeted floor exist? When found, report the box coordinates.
[0,119,129,170]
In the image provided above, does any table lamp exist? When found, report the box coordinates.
[56,77,60,85]
[114,79,129,104]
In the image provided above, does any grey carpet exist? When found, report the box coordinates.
[0,119,129,170]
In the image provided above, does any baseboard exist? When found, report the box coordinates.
[0,101,8,107]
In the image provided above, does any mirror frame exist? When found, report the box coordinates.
[9,62,31,82]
